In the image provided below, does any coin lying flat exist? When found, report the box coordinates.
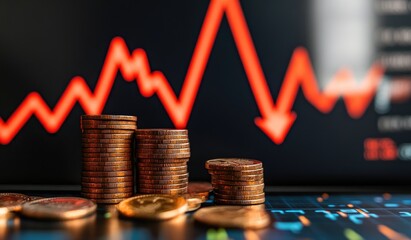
[82,171,133,177]
[82,182,134,189]
[186,197,203,212]
[138,178,188,185]
[136,129,188,135]
[82,165,132,171]
[205,159,262,171]
[137,143,190,149]
[214,198,265,205]
[193,206,270,229]
[137,139,189,144]
[0,193,32,212]
[138,173,189,180]
[81,187,134,194]
[211,178,264,186]
[117,194,187,220]
[81,115,138,122]
[82,176,133,183]
[214,193,265,200]
[139,188,187,195]
[21,197,96,220]
[213,174,264,181]
[208,168,264,176]
[81,192,133,199]
[138,158,189,164]
[138,183,187,189]
[187,182,213,201]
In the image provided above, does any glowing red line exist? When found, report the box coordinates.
[0,0,383,145]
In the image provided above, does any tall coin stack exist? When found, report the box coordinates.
[80,115,137,204]
[135,129,190,195]
[205,159,265,205]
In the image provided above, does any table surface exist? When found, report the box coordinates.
[3,192,411,240]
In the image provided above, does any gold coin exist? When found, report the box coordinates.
[137,148,190,154]
[81,115,137,122]
[138,169,187,175]
[81,187,134,194]
[82,147,132,153]
[138,187,187,195]
[137,152,190,159]
[211,178,264,186]
[82,143,132,148]
[214,193,265,200]
[82,176,133,183]
[0,193,32,212]
[117,194,187,220]
[137,139,189,144]
[82,192,133,199]
[205,159,262,171]
[138,173,189,180]
[186,197,202,212]
[82,171,133,177]
[213,183,264,191]
[138,183,187,189]
[82,133,134,139]
[82,138,133,144]
[82,182,133,189]
[82,152,131,158]
[193,206,270,229]
[136,129,188,135]
[138,178,188,185]
[137,165,187,172]
[208,168,263,176]
[138,158,189,163]
[137,143,190,149]
[82,165,132,171]
[21,197,96,220]
[215,198,265,205]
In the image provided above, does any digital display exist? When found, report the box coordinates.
[1,0,411,187]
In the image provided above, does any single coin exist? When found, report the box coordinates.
[138,183,187,189]
[117,194,187,220]
[137,152,190,159]
[138,178,188,185]
[82,161,132,166]
[82,143,131,148]
[81,115,137,122]
[82,176,133,183]
[137,165,187,172]
[81,120,137,126]
[82,152,131,158]
[213,174,264,181]
[137,162,187,167]
[82,147,132,153]
[90,198,125,204]
[214,189,264,196]
[82,171,133,177]
[82,129,134,135]
[138,169,187,175]
[193,206,270,229]
[21,197,96,220]
[136,129,188,135]
[138,173,189,180]
[205,159,262,171]
[138,188,187,195]
[137,143,190,149]
[81,187,134,194]
[186,197,202,212]
[208,168,263,176]
[213,183,264,191]
[188,182,213,194]
[82,192,133,199]
[215,198,265,205]
[82,156,131,162]
[82,138,133,144]
[137,139,189,144]
[82,133,134,139]
[214,193,265,200]
[28,196,44,201]
[82,165,132,172]
[82,182,134,189]
[138,158,189,164]
[137,148,190,154]
[136,134,189,140]
[211,178,264,186]
[0,193,32,212]
[81,124,137,130]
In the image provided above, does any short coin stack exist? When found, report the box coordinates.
[81,115,137,204]
[135,129,190,195]
[206,158,265,205]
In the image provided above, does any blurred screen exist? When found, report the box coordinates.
[1,0,411,187]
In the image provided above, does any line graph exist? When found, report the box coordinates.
[0,0,383,145]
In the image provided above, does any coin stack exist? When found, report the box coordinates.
[205,158,265,205]
[81,115,137,204]
[135,129,190,195]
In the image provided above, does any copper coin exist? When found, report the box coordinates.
[81,115,137,122]
[137,139,189,144]
[138,183,187,189]
[137,148,190,154]
[82,152,131,158]
[205,159,262,171]
[82,133,134,139]
[82,138,133,144]
[137,152,190,159]
[82,161,132,166]
[81,119,137,125]
[213,174,264,181]
[138,187,187,194]
[208,168,263,176]
[82,165,132,171]
[82,171,133,177]
[214,198,265,205]
[138,158,189,163]
[213,183,264,191]
[82,129,135,134]
[136,129,188,135]
[90,198,125,204]
[82,192,133,199]
[214,193,265,200]
[138,178,188,185]
[82,143,132,148]
[214,189,264,196]
[81,187,134,194]
[188,182,213,194]
[211,178,264,186]
[82,182,134,189]
[138,173,189,180]
[82,176,133,183]
[0,193,32,212]
[136,134,189,140]
[82,147,132,153]
[137,143,190,149]
[82,156,131,162]
[81,124,137,130]
[138,169,187,175]
[137,162,187,167]
[137,165,187,171]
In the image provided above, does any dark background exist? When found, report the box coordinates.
[0,0,410,187]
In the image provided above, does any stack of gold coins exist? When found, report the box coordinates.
[205,158,265,205]
[135,129,190,195]
[80,115,137,204]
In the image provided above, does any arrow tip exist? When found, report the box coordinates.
[255,111,297,144]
